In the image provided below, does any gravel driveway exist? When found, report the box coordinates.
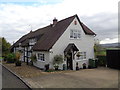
[25,67,119,88]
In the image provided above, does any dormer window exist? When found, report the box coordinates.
[19,43,21,46]
[29,38,36,44]
[70,29,81,39]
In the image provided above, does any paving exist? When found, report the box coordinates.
[24,67,119,88]
[2,65,30,89]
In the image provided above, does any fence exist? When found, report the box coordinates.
[106,49,120,69]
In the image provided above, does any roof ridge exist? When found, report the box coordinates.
[57,14,77,23]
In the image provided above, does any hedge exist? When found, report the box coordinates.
[97,55,106,66]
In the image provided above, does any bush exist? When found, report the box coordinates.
[30,54,37,65]
[97,55,106,66]
[53,55,63,70]
[15,52,21,60]
[14,52,22,66]
[6,53,16,63]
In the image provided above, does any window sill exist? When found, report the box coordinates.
[76,59,87,61]
[37,60,45,62]
[70,38,81,40]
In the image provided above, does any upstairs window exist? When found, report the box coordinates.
[70,29,81,39]
[37,53,45,61]
[29,38,36,44]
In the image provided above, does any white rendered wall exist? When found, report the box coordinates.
[49,17,95,70]
[33,51,50,69]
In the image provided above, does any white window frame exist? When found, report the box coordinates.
[77,52,86,61]
[70,29,81,39]
[29,38,36,44]
[37,53,45,62]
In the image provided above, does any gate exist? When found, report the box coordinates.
[106,49,120,69]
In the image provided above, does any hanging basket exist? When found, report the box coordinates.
[76,52,81,57]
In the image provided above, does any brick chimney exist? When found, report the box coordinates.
[53,18,58,26]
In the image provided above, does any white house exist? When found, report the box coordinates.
[11,14,96,70]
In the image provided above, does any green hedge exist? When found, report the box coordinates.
[97,55,106,66]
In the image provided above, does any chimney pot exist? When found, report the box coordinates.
[53,17,58,26]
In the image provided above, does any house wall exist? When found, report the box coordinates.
[33,51,50,69]
[13,46,25,61]
[49,17,95,70]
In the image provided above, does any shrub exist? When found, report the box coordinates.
[15,52,22,66]
[6,53,16,63]
[15,52,21,60]
[30,54,37,65]
[53,55,63,70]
[97,55,106,66]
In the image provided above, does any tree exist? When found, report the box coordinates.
[2,37,11,57]
[30,54,37,65]
[94,39,106,56]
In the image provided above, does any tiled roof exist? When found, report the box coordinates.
[12,14,96,51]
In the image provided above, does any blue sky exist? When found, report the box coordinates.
[0,0,63,5]
[0,0,119,44]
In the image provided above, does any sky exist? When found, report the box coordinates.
[0,0,119,44]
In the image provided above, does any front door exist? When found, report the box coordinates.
[67,53,73,70]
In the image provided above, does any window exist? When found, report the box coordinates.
[77,52,86,60]
[77,30,81,38]
[28,52,31,57]
[70,29,81,39]
[29,38,36,44]
[74,21,77,25]
[70,30,74,38]
[37,53,45,61]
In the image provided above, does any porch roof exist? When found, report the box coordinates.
[64,43,79,53]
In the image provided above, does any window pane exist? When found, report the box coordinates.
[70,30,73,38]
[77,52,86,60]
[70,29,81,39]
[38,53,45,61]
[78,31,81,38]
[74,32,77,38]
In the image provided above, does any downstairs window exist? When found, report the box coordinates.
[37,53,45,61]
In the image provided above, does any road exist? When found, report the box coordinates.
[2,65,30,89]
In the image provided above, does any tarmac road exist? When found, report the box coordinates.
[2,65,30,89]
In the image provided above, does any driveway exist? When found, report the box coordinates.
[24,67,119,88]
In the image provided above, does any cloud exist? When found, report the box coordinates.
[100,38,118,44]
[80,12,118,41]
[0,0,119,44]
